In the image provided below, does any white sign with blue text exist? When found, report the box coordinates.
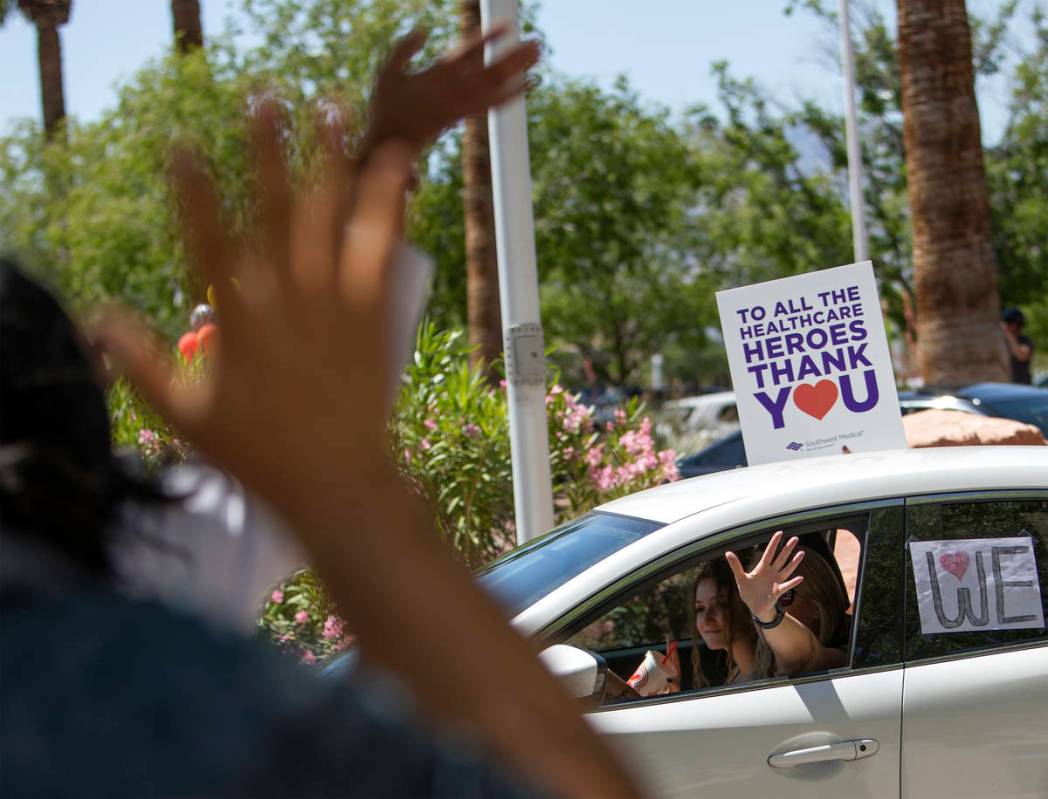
[909,537,1045,635]
[716,261,906,466]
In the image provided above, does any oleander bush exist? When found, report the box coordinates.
[107,321,678,661]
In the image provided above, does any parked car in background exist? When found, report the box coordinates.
[656,391,739,453]
[921,382,1048,437]
[679,383,1048,478]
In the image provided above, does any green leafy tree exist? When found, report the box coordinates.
[0,0,459,334]
[0,47,254,331]
[413,77,722,387]
[988,8,1048,355]
[685,63,853,288]
[528,78,716,386]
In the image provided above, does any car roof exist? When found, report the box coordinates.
[957,382,1048,402]
[598,446,1048,525]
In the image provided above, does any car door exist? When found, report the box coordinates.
[900,494,1048,799]
[568,503,906,799]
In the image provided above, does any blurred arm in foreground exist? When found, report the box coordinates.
[97,32,642,799]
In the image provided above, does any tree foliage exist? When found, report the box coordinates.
[1,0,1045,379]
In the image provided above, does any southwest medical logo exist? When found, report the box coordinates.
[785,441,804,451]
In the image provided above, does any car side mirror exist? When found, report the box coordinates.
[538,644,607,702]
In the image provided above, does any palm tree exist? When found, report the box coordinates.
[897,0,1008,386]
[459,0,503,377]
[170,0,203,54]
[17,0,71,141]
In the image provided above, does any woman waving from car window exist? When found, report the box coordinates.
[726,532,849,677]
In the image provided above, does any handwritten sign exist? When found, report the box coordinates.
[909,537,1045,635]
[716,262,905,465]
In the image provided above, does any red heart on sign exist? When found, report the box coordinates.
[939,551,970,581]
[792,380,839,420]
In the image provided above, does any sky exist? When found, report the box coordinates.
[0,1,1039,143]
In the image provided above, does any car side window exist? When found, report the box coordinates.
[563,511,898,705]
[570,573,691,654]
[852,505,905,669]
[903,498,1048,663]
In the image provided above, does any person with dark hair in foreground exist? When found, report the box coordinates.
[1,26,643,799]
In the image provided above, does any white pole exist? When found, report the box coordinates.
[839,0,869,262]
[479,0,554,544]
[651,353,664,392]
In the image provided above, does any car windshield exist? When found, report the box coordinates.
[475,512,664,617]
[981,394,1048,436]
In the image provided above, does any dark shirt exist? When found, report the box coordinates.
[1010,334,1034,384]
[1,590,542,798]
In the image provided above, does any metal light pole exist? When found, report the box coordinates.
[839,0,869,262]
[479,0,554,544]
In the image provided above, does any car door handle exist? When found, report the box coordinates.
[768,739,879,768]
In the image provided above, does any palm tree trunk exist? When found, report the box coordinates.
[35,21,64,139]
[459,0,503,378]
[171,0,203,53]
[18,1,71,141]
[897,0,1008,386]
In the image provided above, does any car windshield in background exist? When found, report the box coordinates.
[475,512,664,617]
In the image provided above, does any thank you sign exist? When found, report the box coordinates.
[716,261,905,465]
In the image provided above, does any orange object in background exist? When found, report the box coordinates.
[197,324,219,354]
[178,331,199,360]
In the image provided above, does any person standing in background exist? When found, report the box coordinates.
[1001,308,1034,384]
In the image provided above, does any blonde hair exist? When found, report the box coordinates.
[687,558,756,688]
[752,544,849,678]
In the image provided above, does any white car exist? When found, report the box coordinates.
[657,391,739,452]
[475,446,1048,798]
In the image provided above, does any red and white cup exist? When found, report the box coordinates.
[627,642,679,696]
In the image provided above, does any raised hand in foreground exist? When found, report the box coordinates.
[97,101,641,799]
[362,25,540,160]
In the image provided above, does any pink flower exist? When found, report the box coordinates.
[322,615,344,640]
[589,465,618,493]
[271,590,284,604]
[620,424,656,458]
[550,384,564,395]
[301,651,318,664]
[659,449,680,482]
[561,404,593,433]
[499,379,508,390]
[562,446,575,459]
[137,429,156,445]
[420,438,432,451]
[614,408,627,424]
[294,610,309,624]
[424,418,437,430]
[403,448,413,464]
[615,465,635,484]
[585,444,604,467]
[462,422,481,438]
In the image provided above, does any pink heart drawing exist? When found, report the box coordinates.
[792,380,839,420]
[939,551,970,581]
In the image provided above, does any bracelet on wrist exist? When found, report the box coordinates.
[752,602,785,630]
